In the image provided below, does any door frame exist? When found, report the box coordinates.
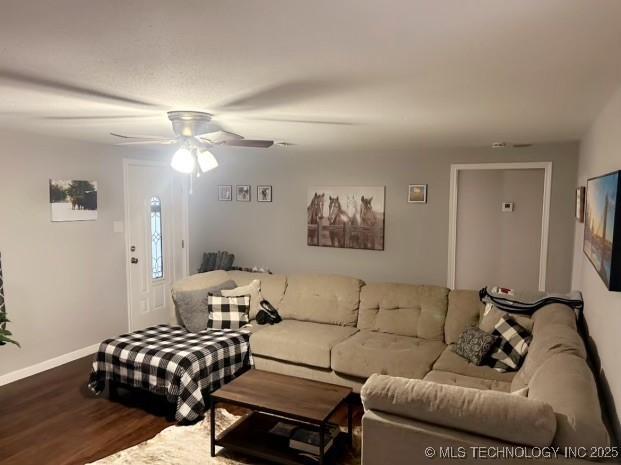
[122,158,190,331]
[447,161,553,292]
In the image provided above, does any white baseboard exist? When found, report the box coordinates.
[0,343,100,387]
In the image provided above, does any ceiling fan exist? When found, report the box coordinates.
[111,110,275,176]
[0,69,360,176]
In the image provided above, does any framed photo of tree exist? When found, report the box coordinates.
[49,180,98,222]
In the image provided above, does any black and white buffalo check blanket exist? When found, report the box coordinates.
[88,324,252,422]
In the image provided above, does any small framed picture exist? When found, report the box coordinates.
[236,185,251,202]
[257,185,272,202]
[576,186,585,222]
[408,184,427,203]
[218,185,232,201]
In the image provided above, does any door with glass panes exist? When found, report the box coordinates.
[126,161,184,330]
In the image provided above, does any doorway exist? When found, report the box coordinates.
[447,162,552,291]
[123,159,189,331]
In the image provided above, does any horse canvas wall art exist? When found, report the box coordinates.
[307,186,385,250]
[49,180,98,222]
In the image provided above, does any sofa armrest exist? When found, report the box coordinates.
[360,374,556,447]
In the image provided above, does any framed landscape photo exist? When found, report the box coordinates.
[583,171,621,291]
[218,185,232,201]
[408,184,427,203]
[236,185,251,202]
[49,179,98,222]
[257,185,272,202]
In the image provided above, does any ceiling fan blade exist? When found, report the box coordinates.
[115,140,177,146]
[0,68,163,109]
[110,132,174,141]
[41,114,161,121]
[198,130,243,144]
[222,139,274,148]
[244,115,358,125]
[213,79,351,112]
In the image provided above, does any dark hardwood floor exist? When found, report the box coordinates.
[0,356,363,465]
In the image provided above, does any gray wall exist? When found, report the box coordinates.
[0,129,161,378]
[456,169,544,290]
[189,142,578,291]
[571,85,621,443]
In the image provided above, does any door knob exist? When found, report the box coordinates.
[131,257,139,264]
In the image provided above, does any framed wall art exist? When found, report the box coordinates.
[408,184,427,203]
[307,186,385,250]
[49,179,98,222]
[583,171,621,291]
[257,185,272,202]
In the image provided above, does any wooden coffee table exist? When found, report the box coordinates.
[210,369,353,465]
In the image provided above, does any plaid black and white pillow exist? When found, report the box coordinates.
[486,314,532,372]
[207,294,250,330]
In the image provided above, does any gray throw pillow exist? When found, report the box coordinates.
[453,326,498,365]
[173,280,236,332]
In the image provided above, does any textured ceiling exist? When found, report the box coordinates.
[1,0,621,150]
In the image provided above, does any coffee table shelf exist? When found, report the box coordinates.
[215,411,347,465]
[210,369,353,465]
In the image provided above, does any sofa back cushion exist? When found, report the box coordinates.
[170,270,231,324]
[226,271,287,319]
[511,321,587,391]
[532,303,577,332]
[278,274,363,326]
[358,284,448,340]
[444,290,483,344]
[528,353,609,448]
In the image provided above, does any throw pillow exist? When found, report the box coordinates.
[207,294,250,330]
[486,314,532,372]
[453,326,498,365]
[221,279,262,320]
[479,303,534,334]
[172,280,237,332]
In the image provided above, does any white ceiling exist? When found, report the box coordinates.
[1,0,621,150]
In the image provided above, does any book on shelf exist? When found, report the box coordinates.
[289,424,340,455]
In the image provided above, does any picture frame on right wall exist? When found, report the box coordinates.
[408,184,427,203]
[583,170,621,291]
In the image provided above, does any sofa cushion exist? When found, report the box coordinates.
[173,280,236,332]
[528,353,609,448]
[511,322,587,391]
[479,303,534,334]
[423,370,511,392]
[250,320,358,368]
[331,330,445,379]
[221,279,261,320]
[532,303,577,332]
[171,270,230,294]
[361,374,557,447]
[433,345,515,382]
[279,274,362,326]
[227,271,287,319]
[445,290,483,344]
[357,283,448,340]
[453,327,498,365]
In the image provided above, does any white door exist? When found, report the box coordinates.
[125,161,187,331]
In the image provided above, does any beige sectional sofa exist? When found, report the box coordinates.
[172,270,611,461]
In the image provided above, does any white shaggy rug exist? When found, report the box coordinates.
[89,410,361,465]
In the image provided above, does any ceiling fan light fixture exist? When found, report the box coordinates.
[170,147,195,174]
[197,149,219,173]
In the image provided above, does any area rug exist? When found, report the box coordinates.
[89,410,361,465]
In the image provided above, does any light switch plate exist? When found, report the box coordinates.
[501,202,514,212]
